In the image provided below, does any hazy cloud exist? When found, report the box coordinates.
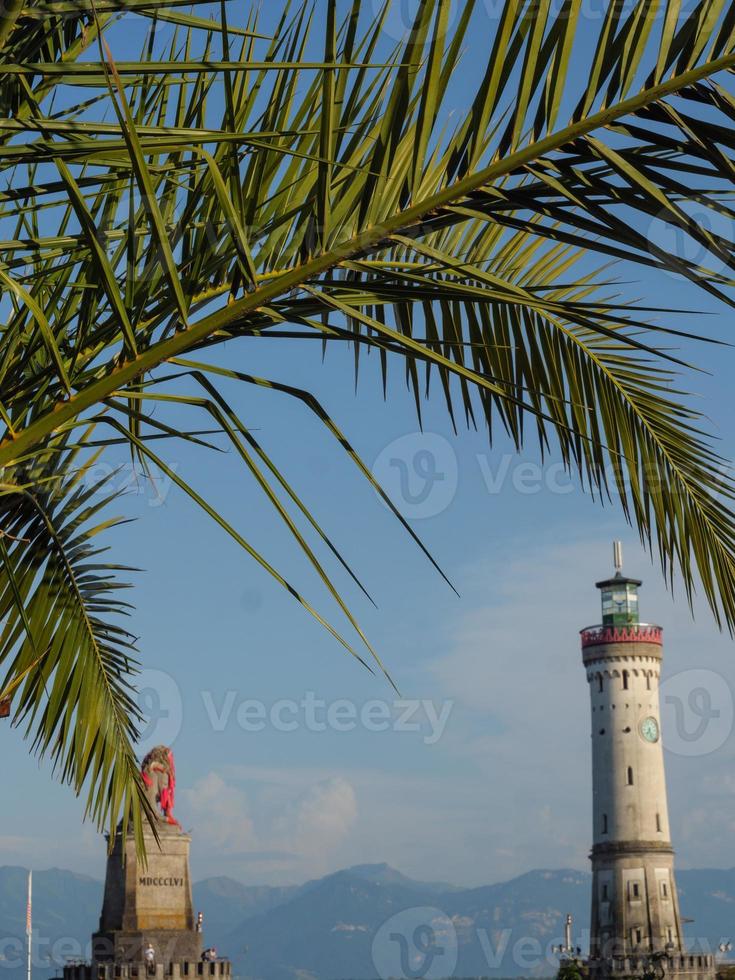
[184,771,357,880]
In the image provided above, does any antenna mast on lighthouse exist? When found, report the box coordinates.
[613,540,623,573]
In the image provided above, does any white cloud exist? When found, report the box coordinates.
[183,771,357,880]
[291,777,358,851]
[183,772,257,852]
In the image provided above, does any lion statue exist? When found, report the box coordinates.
[141,745,178,825]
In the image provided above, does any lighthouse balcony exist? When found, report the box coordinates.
[580,623,663,650]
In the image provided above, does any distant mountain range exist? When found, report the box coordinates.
[1,864,733,980]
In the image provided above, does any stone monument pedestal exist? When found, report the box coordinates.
[92,823,201,964]
[62,747,230,980]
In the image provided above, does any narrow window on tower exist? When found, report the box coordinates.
[602,884,609,901]
[661,882,668,899]
[636,929,643,945]
[622,670,629,690]
[602,814,608,835]
[627,766,634,785]
[598,674,604,693]
[668,928,674,943]
[646,673,651,691]
[656,813,662,833]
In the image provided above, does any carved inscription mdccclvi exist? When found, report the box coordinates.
[138,877,185,887]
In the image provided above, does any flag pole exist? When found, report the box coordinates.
[26,870,32,980]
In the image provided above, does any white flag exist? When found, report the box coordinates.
[26,870,32,936]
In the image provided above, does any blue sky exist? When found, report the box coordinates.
[2,0,735,889]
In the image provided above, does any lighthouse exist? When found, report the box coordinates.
[580,545,714,980]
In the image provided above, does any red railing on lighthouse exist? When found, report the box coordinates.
[580,623,663,648]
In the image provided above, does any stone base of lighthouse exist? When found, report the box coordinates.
[590,843,680,959]
[586,841,715,980]
[587,951,715,980]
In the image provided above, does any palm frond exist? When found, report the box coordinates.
[0,434,151,846]
[3,0,735,834]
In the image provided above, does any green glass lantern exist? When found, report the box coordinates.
[597,575,641,626]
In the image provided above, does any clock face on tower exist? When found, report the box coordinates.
[640,716,660,743]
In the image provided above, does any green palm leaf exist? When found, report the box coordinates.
[3,0,735,838]
[0,434,152,847]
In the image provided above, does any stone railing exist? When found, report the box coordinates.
[64,961,231,980]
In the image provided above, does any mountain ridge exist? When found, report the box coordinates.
[1,864,733,980]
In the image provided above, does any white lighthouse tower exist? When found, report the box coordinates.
[580,545,714,980]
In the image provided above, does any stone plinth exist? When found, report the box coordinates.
[92,823,201,963]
